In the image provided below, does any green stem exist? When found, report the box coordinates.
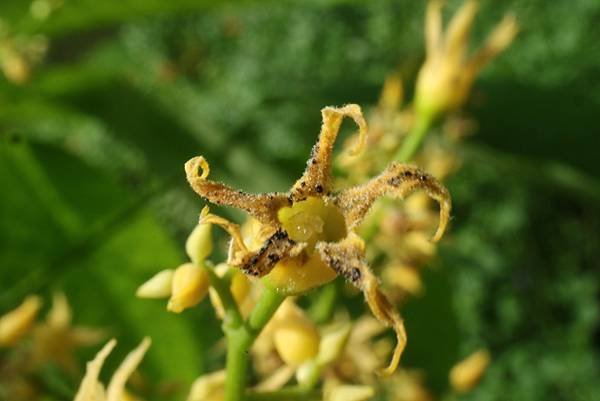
[394,111,435,162]
[309,279,341,324]
[205,267,243,327]
[224,288,286,401]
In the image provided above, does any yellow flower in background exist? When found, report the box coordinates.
[0,295,41,347]
[449,349,491,393]
[186,104,451,374]
[415,0,518,119]
[32,293,106,374]
[74,338,151,401]
[186,370,226,401]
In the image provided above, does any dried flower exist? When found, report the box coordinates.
[186,104,451,374]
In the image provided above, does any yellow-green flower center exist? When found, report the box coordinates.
[263,197,347,294]
[278,197,347,248]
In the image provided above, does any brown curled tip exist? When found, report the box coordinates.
[185,156,290,226]
[334,162,451,241]
[316,234,407,375]
[291,104,368,201]
[185,156,210,181]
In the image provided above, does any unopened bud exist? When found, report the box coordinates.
[317,322,352,365]
[0,295,41,346]
[325,385,375,401]
[185,223,213,264]
[136,269,174,299]
[186,370,226,401]
[449,349,491,393]
[273,315,319,366]
[167,263,210,313]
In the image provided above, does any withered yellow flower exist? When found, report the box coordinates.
[185,104,451,374]
[415,0,518,118]
[449,349,491,393]
[0,295,41,347]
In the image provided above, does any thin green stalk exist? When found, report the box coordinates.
[394,111,435,162]
[205,267,243,327]
[309,279,341,324]
[224,287,286,401]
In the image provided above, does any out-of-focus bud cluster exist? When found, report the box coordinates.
[0,0,62,85]
[0,293,106,401]
[415,1,518,120]
[73,338,151,401]
[337,0,516,305]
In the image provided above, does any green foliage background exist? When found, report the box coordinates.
[0,0,599,400]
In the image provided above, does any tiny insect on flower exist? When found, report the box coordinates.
[185,104,451,375]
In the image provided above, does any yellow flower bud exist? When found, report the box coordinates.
[136,269,174,299]
[167,263,210,313]
[316,321,352,366]
[272,308,320,366]
[185,223,213,264]
[263,252,336,295]
[186,370,226,401]
[382,265,423,296]
[449,349,491,393]
[325,385,375,401]
[0,295,41,347]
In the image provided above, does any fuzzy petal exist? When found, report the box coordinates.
[185,156,290,226]
[291,105,367,200]
[334,162,451,241]
[317,234,406,375]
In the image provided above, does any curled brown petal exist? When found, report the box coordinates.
[316,234,406,375]
[334,162,451,241]
[290,104,367,201]
[185,156,290,226]
[200,207,303,277]
[237,229,304,277]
